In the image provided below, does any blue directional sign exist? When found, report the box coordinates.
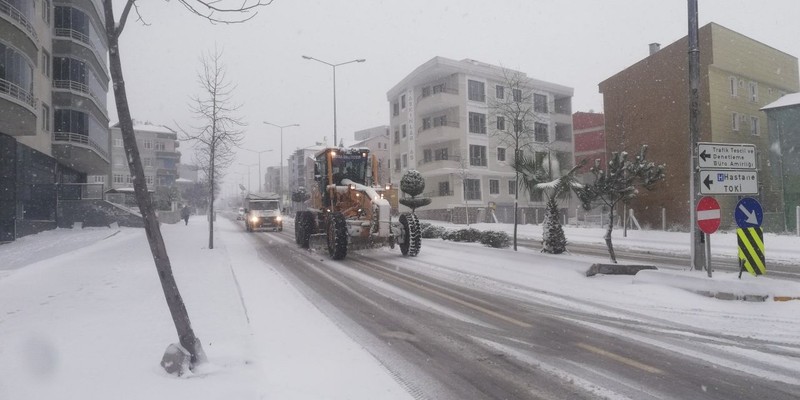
[735,197,763,228]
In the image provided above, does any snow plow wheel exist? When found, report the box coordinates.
[327,212,348,260]
[297,211,314,249]
[399,213,421,257]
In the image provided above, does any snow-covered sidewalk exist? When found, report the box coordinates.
[0,218,412,400]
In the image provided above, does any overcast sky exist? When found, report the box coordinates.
[109,0,800,190]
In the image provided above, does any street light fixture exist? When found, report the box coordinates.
[301,55,365,146]
[263,121,299,202]
[238,163,257,193]
[241,148,273,193]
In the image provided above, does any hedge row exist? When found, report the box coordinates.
[418,223,511,248]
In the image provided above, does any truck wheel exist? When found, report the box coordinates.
[299,212,315,249]
[399,213,421,257]
[327,212,348,260]
[294,212,304,244]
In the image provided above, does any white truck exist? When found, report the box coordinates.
[243,193,283,232]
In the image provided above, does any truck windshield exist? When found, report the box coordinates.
[331,156,368,184]
[250,201,279,210]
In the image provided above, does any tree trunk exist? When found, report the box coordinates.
[104,1,205,367]
[208,151,215,249]
[604,207,617,263]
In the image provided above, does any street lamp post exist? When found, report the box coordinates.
[301,55,365,146]
[242,148,273,193]
[263,122,299,202]
[238,163,257,193]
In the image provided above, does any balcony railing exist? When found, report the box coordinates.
[418,121,459,133]
[0,78,35,108]
[53,80,108,117]
[0,0,37,40]
[418,155,461,165]
[417,87,458,103]
[54,28,107,68]
[53,131,110,160]
[423,190,454,198]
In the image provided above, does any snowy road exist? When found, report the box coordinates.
[244,220,800,400]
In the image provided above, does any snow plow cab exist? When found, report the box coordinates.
[244,193,283,232]
[294,147,420,260]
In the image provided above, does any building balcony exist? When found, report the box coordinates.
[0,80,36,136]
[156,150,181,160]
[53,80,109,121]
[416,155,462,173]
[53,29,109,82]
[0,2,38,60]
[415,88,460,115]
[416,122,461,147]
[52,132,110,174]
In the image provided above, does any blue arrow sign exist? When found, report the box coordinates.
[735,197,763,229]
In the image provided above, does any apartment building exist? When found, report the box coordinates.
[352,126,391,185]
[1,0,110,241]
[599,23,799,230]
[286,144,324,198]
[762,93,800,232]
[387,56,574,224]
[97,122,180,191]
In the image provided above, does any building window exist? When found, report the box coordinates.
[433,83,445,94]
[497,147,506,162]
[143,139,153,149]
[534,122,548,142]
[468,80,485,102]
[433,115,447,127]
[749,82,758,102]
[41,103,50,131]
[729,76,738,97]
[392,102,399,116]
[489,179,500,195]
[42,0,51,23]
[394,129,399,144]
[401,153,408,168]
[401,94,406,109]
[143,158,153,167]
[469,145,486,167]
[750,116,760,136]
[534,94,548,113]
[469,112,486,134]
[113,174,124,183]
[496,85,504,99]
[155,141,166,151]
[422,86,431,97]
[93,175,105,183]
[42,50,51,78]
[435,148,448,161]
[464,179,481,200]
[422,117,431,130]
[513,88,522,102]
[732,112,740,131]
[439,181,450,196]
[508,180,516,195]
[145,175,154,186]
[423,149,432,162]
[54,109,88,135]
[496,116,505,131]
[394,158,400,172]
[401,124,407,138]
[514,119,524,133]
[113,138,123,147]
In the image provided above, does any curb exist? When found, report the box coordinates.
[586,263,657,277]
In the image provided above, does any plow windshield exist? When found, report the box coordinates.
[331,154,369,185]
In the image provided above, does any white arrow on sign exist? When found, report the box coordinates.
[738,204,758,225]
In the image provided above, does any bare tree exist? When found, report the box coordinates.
[488,68,541,250]
[181,47,246,249]
[102,0,271,374]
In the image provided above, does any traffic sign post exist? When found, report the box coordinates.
[696,196,721,277]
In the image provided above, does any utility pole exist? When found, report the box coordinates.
[688,0,706,270]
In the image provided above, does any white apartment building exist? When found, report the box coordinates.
[387,57,575,224]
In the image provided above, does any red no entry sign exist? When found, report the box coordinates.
[697,196,721,234]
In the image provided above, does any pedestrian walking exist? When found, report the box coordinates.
[181,205,191,225]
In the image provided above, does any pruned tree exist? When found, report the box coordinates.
[513,155,583,254]
[102,0,271,375]
[180,46,245,249]
[399,170,432,212]
[575,145,666,263]
[488,68,542,251]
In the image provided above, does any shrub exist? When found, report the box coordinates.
[479,231,511,248]
[442,228,482,242]
[420,223,447,239]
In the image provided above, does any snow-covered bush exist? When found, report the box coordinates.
[442,228,482,242]
[479,231,511,248]
[400,170,425,197]
[419,222,447,239]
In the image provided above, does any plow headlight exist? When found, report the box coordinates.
[349,184,356,190]
[276,215,283,222]
[385,184,391,190]
[250,216,258,223]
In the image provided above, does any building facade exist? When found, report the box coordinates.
[97,122,181,191]
[599,23,799,231]
[286,144,324,199]
[352,126,391,185]
[762,93,800,232]
[1,0,110,241]
[572,112,606,179]
[386,57,574,224]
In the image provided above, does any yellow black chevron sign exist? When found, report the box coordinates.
[737,227,765,276]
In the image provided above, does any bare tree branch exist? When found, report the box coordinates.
[177,0,274,24]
